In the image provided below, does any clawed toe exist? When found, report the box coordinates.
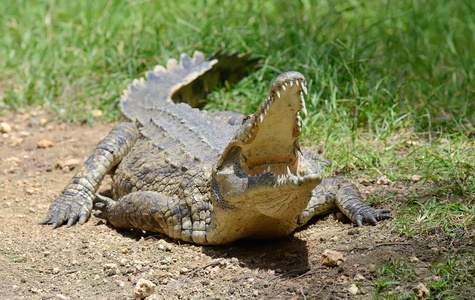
[93,194,116,219]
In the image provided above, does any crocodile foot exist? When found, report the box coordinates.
[353,208,392,227]
[39,192,92,228]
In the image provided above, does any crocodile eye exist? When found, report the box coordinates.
[241,115,251,125]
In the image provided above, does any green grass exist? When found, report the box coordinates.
[1,0,474,297]
[1,0,474,129]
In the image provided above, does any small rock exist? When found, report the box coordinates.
[37,139,54,148]
[55,158,81,170]
[40,118,49,126]
[120,258,128,266]
[321,249,345,267]
[0,122,12,133]
[348,283,358,295]
[377,175,392,185]
[413,282,429,299]
[56,294,69,300]
[103,263,118,269]
[406,140,423,147]
[358,178,371,186]
[411,175,421,182]
[92,110,103,117]
[410,256,419,263]
[9,137,23,147]
[330,235,339,242]
[179,267,189,274]
[134,278,156,298]
[25,188,36,195]
[52,267,60,274]
[354,273,365,281]
[209,265,220,275]
[18,131,31,137]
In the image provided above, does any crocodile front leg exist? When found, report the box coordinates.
[93,191,213,245]
[297,178,392,227]
[40,122,138,228]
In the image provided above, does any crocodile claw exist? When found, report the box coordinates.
[354,208,392,227]
[93,193,116,219]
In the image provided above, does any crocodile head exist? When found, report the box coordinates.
[213,71,322,221]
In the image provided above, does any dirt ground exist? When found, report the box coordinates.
[0,111,460,299]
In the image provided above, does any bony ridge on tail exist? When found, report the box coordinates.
[41,50,392,245]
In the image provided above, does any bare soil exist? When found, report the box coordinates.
[0,112,455,299]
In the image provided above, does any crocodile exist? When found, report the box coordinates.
[40,50,392,245]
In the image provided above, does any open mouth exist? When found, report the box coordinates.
[214,71,321,198]
[238,71,309,179]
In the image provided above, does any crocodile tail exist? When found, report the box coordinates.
[120,50,259,121]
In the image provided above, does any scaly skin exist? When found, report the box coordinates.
[41,51,392,244]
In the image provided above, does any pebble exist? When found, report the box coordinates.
[55,158,81,170]
[134,278,156,298]
[377,175,392,185]
[358,178,371,186]
[120,258,128,266]
[354,273,365,281]
[103,263,118,269]
[9,137,23,147]
[321,249,345,267]
[0,122,12,133]
[18,131,31,137]
[37,139,54,148]
[411,174,421,182]
[40,118,49,126]
[92,110,103,117]
[414,282,429,299]
[348,283,358,295]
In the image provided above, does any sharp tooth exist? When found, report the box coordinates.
[302,85,308,95]
[287,166,292,176]
[290,80,294,87]
[282,85,286,91]
[259,114,264,123]
[300,93,308,116]
[267,166,271,173]
[276,90,280,98]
